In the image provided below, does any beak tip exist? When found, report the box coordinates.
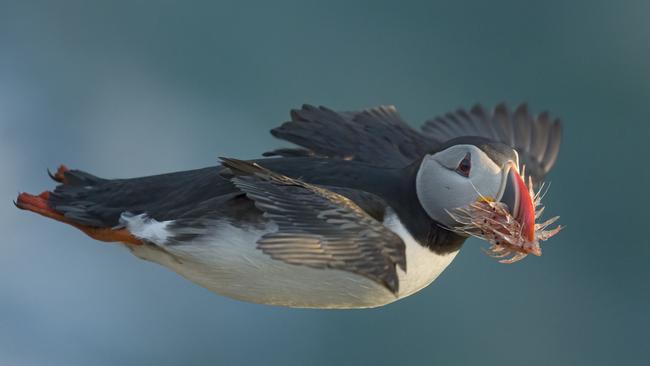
[506,164,537,247]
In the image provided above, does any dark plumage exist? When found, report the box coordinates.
[268,103,561,181]
[16,102,563,306]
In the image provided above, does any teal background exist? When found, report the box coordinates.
[1,0,649,365]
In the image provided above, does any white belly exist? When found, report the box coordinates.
[127,213,459,308]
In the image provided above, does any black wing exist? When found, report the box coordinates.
[220,157,406,294]
[265,104,433,168]
[45,157,398,231]
[421,103,562,182]
[267,103,563,182]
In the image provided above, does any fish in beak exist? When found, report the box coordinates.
[449,162,562,263]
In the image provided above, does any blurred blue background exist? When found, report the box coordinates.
[1,0,649,365]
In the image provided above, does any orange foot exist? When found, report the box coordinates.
[47,165,69,183]
[15,191,142,246]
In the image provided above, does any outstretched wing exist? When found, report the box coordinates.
[265,104,433,168]
[421,103,562,182]
[266,103,563,182]
[220,157,406,294]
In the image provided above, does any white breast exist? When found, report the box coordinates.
[383,210,460,298]
[125,211,460,308]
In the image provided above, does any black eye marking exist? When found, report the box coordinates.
[455,153,471,177]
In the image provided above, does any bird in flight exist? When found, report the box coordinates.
[16,103,563,308]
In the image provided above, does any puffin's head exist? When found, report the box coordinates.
[416,137,560,262]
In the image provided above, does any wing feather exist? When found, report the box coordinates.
[421,103,563,181]
[220,157,406,294]
[268,103,563,182]
[268,104,432,167]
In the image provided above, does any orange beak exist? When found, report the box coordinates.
[501,163,536,243]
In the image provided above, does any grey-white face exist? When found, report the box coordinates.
[415,144,519,227]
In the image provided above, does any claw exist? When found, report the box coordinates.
[47,168,57,182]
[47,165,69,183]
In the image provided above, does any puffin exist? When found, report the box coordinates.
[15,103,563,308]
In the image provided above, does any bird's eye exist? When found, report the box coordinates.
[455,153,471,177]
